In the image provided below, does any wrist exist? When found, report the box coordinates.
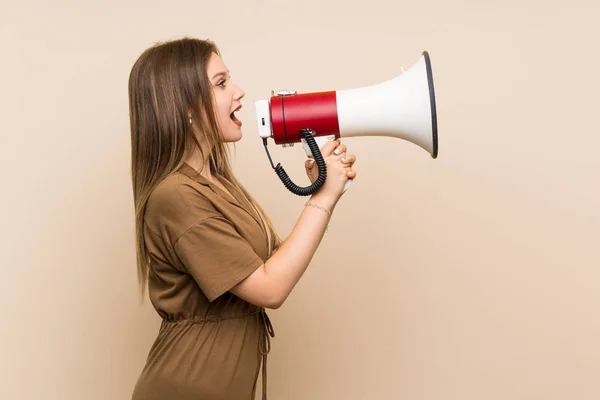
[308,192,338,212]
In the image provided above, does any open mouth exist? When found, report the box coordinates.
[230,105,242,126]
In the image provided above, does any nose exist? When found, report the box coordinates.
[233,83,245,100]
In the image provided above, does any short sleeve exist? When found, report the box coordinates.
[173,215,265,302]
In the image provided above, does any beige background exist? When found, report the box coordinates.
[2,0,599,399]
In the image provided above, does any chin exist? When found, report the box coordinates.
[223,130,243,143]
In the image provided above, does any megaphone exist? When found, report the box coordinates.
[255,51,438,196]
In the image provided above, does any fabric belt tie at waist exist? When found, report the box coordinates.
[163,309,275,399]
[259,308,275,400]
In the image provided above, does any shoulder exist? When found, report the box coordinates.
[144,172,220,236]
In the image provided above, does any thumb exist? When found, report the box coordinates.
[305,159,315,170]
[319,138,341,157]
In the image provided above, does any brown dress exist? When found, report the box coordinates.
[131,163,275,400]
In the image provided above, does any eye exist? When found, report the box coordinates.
[216,76,230,89]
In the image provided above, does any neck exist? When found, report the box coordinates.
[185,146,213,181]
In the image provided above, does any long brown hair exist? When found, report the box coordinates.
[128,37,281,297]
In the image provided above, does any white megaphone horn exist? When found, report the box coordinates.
[255,51,438,196]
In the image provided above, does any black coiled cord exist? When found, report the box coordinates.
[263,129,327,196]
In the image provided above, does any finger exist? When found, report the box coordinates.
[346,168,356,178]
[305,159,315,170]
[318,138,341,157]
[333,144,347,156]
[340,154,356,165]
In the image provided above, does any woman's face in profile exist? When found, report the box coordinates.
[206,52,246,143]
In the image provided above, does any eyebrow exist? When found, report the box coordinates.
[211,70,230,81]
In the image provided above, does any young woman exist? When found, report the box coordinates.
[128,37,357,400]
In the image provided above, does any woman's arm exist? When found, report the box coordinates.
[230,192,336,308]
[230,139,357,309]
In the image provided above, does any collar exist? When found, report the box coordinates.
[177,162,211,186]
[176,162,263,229]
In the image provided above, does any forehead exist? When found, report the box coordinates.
[206,53,228,78]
